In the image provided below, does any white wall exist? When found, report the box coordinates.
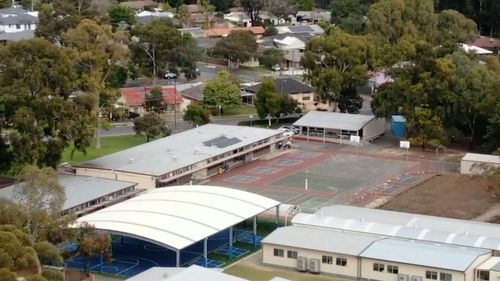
[460,160,500,175]
[262,243,359,278]
[361,258,465,281]
[362,118,385,142]
[0,23,36,33]
[76,167,156,190]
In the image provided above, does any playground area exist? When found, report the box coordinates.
[67,229,260,278]
[210,145,440,213]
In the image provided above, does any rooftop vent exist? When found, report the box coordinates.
[128,158,134,164]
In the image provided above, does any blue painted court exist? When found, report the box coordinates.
[67,229,261,278]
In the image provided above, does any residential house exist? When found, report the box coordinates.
[470,36,500,54]
[118,86,188,116]
[135,11,174,24]
[291,10,331,25]
[185,4,222,28]
[241,77,332,111]
[0,7,37,34]
[179,83,204,104]
[204,26,266,39]
[460,43,494,55]
[119,0,157,10]
[275,24,324,35]
[179,27,206,39]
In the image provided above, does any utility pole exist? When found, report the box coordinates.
[95,90,101,149]
[174,78,177,132]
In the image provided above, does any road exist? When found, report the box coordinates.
[124,63,271,88]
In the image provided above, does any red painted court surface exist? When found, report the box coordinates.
[209,144,438,213]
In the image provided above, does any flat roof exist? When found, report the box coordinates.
[125,265,247,281]
[293,111,376,131]
[75,185,280,251]
[360,238,490,271]
[77,124,283,176]
[262,226,382,256]
[462,153,500,164]
[0,175,136,211]
[292,205,500,251]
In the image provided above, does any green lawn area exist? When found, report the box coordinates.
[221,104,257,116]
[60,135,147,165]
[224,264,344,281]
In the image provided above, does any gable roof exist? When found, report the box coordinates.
[119,0,157,9]
[470,36,500,49]
[121,87,182,107]
[293,111,377,131]
[242,77,314,95]
[204,26,265,37]
[179,83,204,101]
[125,265,248,281]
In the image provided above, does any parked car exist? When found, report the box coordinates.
[278,126,299,134]
[164,72,178,79]
[272,64,281,71]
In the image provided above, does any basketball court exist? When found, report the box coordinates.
[210,143,437,213]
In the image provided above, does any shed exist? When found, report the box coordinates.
[293,111,385,144]
[391,115,406,138]
[460,153,500,175]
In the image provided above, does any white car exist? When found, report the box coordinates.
[272,64,281,71]
[278,126,299,134]
[164,72,178,79]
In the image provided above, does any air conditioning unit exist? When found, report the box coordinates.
[398,274,409,281]
[296,256,307,272]
[411,276,423,281]
[308,258,320,273]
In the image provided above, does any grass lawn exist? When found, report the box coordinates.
[60,135,147,165]
[224,264,343,281]
[221,104,257,116]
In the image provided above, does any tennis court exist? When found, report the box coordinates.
[67,229,259,278]
[211,146,434,213]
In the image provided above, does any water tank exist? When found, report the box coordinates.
[391,115,407,138]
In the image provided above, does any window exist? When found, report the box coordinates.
[302,96,310,101]
[373,263,384,272]
[287,250,298,259]
[336,257,347,266]
[322,255,333,264]
[439,273,452,281]
[273,248,284,257]
[387,265,399,274]
[16,24,20,29]
[426,271,438,280]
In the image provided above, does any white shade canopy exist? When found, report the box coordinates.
[75,185,280,251]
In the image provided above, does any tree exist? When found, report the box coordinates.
[407,108,444,149]
[130,20,201,84]
[202,70,242,110]
[213,30,258,68]
[241,0,264,26]
[259,48,284,69]
[13,166,65,247]
[302,29,373,109]
[108,6,136,26]
[367,0,437,45]
[209,0,233,11]
[0,38,94,170]
[176,4,191,26]
[436,10,477,45]
[254,78,280,121]
[0,268,17,281]
[34,242,63,267]
[338,87,364,113]
[63,19,129,150]
[183,104,211,126]
[297,0,314,11]
[0,225,37,273]
[145,87,164,112]
[36,0,98,41]
[77,223,111,271]
[133,113,171,142]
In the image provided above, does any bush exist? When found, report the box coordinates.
[34,242,63,266]
[0,268,17,281]
[264,26,278,36]
[42,269,64,281]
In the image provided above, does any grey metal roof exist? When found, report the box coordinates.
[0,7,29,15]
[262,226,383,256]
[0,175,136,211]
[292,205,500,251]
[77,124,283,176]
[0,29,34,41]
[242,78,314,95]
[179,83,204,101]
[359,238,490,271]
[0,13,38,24]
[125,265,247,281]
[293,111,376,131]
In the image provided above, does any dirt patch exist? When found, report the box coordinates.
[380,174,500,220]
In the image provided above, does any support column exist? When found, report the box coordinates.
[307,127,310,141]
[275,205,280,228]
[252,216,257,248]
[203,238,208,267]
[176,250,180,267]
[323,128,326,143]
[99,254,103,272]
[120,237,124,245]
[228,227,233,260]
